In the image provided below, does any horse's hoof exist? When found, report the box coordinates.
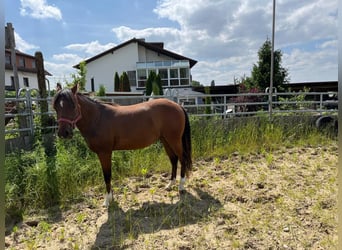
[102,191,113,207]
[166,180,176,191]
[179,189,186,195]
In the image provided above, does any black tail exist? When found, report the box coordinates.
[181,107,192,177]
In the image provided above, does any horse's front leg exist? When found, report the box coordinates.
[97,152,113,207]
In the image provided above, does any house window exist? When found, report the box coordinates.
[5,54,11,65]
[19,57,25,67]
[170,68,178,78]
[23,77,29,87]
[127,71,136,87]
[180,68,189,78]
[180,68,189,86]
[170,68,179,86]
[158,68,168,86]
[136,60,191,88]
[147,69,156,76]
[31,60,36,69]
[137,69,147,88]
[180,79,190,85]
[91,78,95,92]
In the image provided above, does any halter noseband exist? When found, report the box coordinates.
[57,93,82,128]
[57,112,82,128]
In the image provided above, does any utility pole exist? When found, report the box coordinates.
[269,0,276,119]
[6,23,20,97]
[6,23,30,139]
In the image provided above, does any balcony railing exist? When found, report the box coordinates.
[136,60,189,69]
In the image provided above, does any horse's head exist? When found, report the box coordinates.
[53,84,81,139]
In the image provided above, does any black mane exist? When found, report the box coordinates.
[53,88,119,108]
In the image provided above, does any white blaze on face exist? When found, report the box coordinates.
[59,100,64,108]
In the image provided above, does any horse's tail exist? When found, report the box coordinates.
[181,107,192,177]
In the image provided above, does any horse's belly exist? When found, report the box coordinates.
[113,136,158,150]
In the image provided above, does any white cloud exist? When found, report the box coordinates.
[112,26,181,41]
[283,46,337,82]
[64,41,117,57]
[52,53,83,63]
[45,59,78,85]
[14,31,39,52]
[20,0,62,20]
[150,0,338,84]
[39,0,337,86]
[318,40,337,49]
[45,42,116,85]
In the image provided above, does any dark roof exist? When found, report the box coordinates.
[285,81,337,92]
[73,38,197,69]
[5,49,36,59]
[5,49,52,76]
[192,85,239,95]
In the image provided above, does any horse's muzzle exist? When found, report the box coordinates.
[57,125,74,139]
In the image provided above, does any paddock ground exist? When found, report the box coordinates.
[5,143,337,249]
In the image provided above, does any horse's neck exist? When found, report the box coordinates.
[76,95,101,131]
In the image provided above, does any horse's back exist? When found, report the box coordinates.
[105,98,185,150]
[146,98,185,138]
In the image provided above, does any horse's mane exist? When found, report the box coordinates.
[77,92,120,107]
[53,89,120,108]
[53,88,74,108]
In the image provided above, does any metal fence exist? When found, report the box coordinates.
[4,89,338,136]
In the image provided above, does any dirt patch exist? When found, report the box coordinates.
[5,144,337,249]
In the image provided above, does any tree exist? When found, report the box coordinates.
[191,80,202,87]
[146,72,163,96]
[114,72,120,91]
[155,74,163,95]
[145,71,156,96]
[245,39,289,91]
[97,84,106,96]
[71,61,87,90]
[121,72,131,92]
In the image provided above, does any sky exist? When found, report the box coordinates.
[5,0,338,87]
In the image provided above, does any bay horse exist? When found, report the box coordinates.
[53,84,192,206]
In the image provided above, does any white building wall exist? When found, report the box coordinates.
[5,70,39,90]
[86,42,139,92]
[138,45,173,61]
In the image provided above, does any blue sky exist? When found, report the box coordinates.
[5,0,338,87]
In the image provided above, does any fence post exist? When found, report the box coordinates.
[26,90,34,135]
[319,93,323,115]
[17,89,31,139]
[35,51,49,133]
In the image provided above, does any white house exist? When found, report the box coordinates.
[5,49,52,91]
[74,38,197,94]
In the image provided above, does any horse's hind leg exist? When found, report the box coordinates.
[179,158,187,192]
[161,140,178,190]
[97,152,113,207]
[165,155,178,190]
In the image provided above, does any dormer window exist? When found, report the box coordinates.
[19,57,25,67]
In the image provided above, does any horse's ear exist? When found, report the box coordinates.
[71,83,79,95]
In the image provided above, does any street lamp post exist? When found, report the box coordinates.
[269,0,276,119]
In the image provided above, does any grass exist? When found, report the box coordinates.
[5,142,337,249]
[5,116,336,242]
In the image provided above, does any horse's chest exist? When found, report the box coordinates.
[84,133,113,153]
